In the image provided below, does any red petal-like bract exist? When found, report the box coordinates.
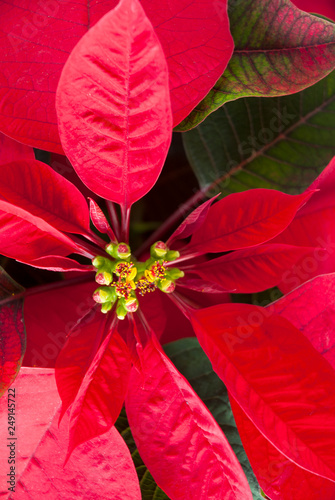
[29,256,93,273]
[0,300,25,397]
[0,368,141,499]
[0,133,34,164]
[185,190,312,255]
[274,156,335,293]
[191,303,335,482]
[228,274,335,499]
[191,244,315,293]
[292,0,335,20]
[230,397,335,500]
[67,330,132,457]
[23,279,97,368]
[89,198,116,242]
[167,194,218,246]
[0,200,82,265]
[125,336,252,500]
[0,160,90,235]
[0,0,232,152]
[56,0,172,206]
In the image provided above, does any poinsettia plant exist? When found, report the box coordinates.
[1,0,335,498]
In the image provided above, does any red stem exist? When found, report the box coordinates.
[107,201,121,241]
[120,204,131,243]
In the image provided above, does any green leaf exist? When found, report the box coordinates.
[0,267,25,397]
[176,0,335,131]
[182,68,335,195]
[163,338,263,500]
[115,408,171,500]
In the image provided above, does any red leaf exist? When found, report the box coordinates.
[89,198,116,242]
[272,273,335,366]
[56,0,172,206]
[56,311,106,421]
[125,336,252,500]
[230,397,335,500]
[273,156,335,292]
[191,303,335,482]
[191,244,315,293]
[0,0,232,151]
[167,194,218,246]
[228,275,335,499]
[0,133,34,164]
[150,0,234,126]
[292,0,335,20]
[0,201,82,265]
[0,368,141,499]
[29,256,94,273]
[185,190,312,255]
[0,299,25,397]
[67,330,132,456]
[23,279,97,368]
[0,159,90,236]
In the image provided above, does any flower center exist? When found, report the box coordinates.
[92,241,183,319]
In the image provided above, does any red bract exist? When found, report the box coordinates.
[0,0,233,152]
[292,0,335,20]
[1,0,335,497]
[229,274,335,499]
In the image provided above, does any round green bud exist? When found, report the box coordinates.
[150,241,168,258]
[166,268,184,280]
[165,250,180,261]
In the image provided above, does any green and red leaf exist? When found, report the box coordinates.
[177,0,335,131]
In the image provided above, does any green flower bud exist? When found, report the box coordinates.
[150,241,167,258]
[106,242,131,259]
[165,250,180,261]
[116,300,127,320]
[92,256,108,269]
[166,268,185,280]
[101,301,113,314]
[158,279,175,293]
[124,296,139,313]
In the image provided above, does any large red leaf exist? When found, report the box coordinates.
[228,274,335,499]
[56,312,107,421]
[67,330,132,456]
[230,397,335,500]
[292,0,335,20]
[191,303,335,482]
[273,156,335,292]
[0,133,34,164]
[125,336,252,500]
[0,0,232,152]
[190,244,315,293]
[0,368,141,499]
[0,202,83,265]
[23,278,97,368]
[56,0,172,206]
[183,190,312,256]
[0,160,90,235]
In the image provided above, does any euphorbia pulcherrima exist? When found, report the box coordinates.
[1,0,335,498]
